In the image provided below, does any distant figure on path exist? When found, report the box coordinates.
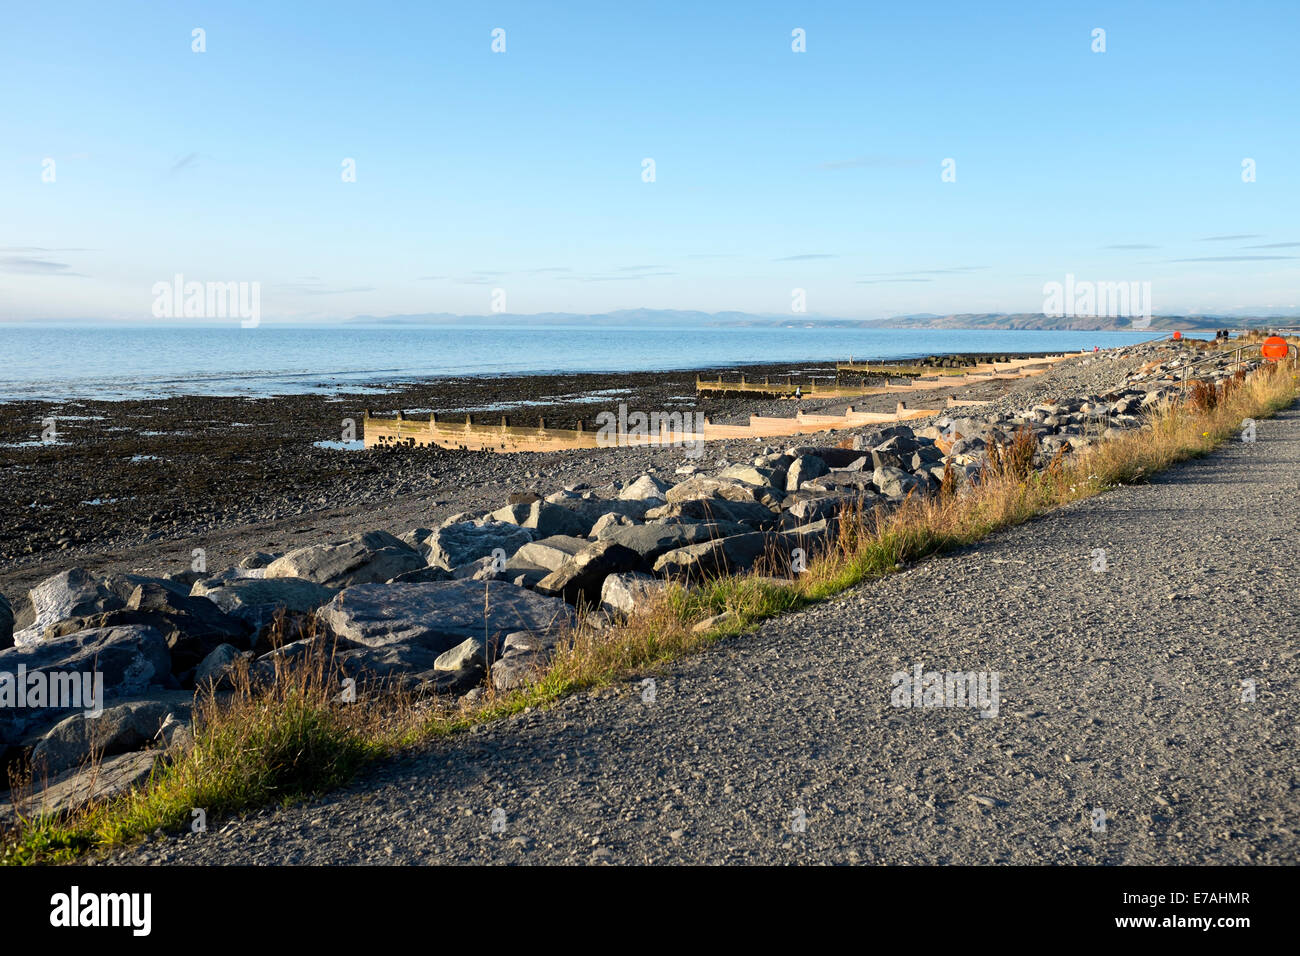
[794,385,802,400]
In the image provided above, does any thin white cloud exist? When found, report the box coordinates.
[0,255,88,277]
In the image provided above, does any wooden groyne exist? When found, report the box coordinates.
[364,401,947,453]
[364,352,1082,454]
[835,354,1071,376]
[696,352,1082,399]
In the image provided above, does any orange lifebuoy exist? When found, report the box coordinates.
[1261,336,1289,361]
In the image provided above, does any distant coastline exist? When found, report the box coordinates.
[0,324,1187,402]
[4,309,1296,331]
[340,310,1292,332]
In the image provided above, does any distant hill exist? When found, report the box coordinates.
[343,309,1292,331]
[872,313,1229,331]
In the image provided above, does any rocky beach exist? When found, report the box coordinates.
[0,353,1063,600]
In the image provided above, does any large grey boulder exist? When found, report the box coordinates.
[31,696,190,775]
[434,636,495,672]
[387,565,453,584]
[491,653,544,693]
[542,493,653,527]
[591,512,639,538]
[783,520,836,557]
[934,418,984,441]
[0,593,12,650]
[12,749,159,818]
[490,500,590,538]
[594,522,732,566]
[265,530,425,588]
[194,643,247,690]
[785,454,830,491]
[333,641,472,691]
[805,470,877,494]
[504,565,552,590]
[12,568,126,647]
[653,532,784,580]
[399,527,435,550]
[488,502,531,525]
[317,580,574,655]
[780,492,873,527]
[617,475,670,502]
[247,637,321,686]
[188,567,257,593]
[0,625,173,745]
[645,497,777,528]
[718,463,788,495]
[502,630,557,656]
[43,582,251,676]
[787,445,868,468]
[422,521,535,572]
[600,572,667,620]
[870,435,916,471]
[535,541,644,606]
[237,551,279,570]
[873,465,925,498]
[508,536,589,573]
[910,445,943,470]
[754,452,794,470]
[452,555,508,581]
[949,436,986,456]
[851,427,913,452]
[665,475,768,505]
[192,576,337,631]
[666,474,784,508]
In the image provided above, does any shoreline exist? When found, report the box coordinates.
[0,345,1086,404]
[0,350,1120,607]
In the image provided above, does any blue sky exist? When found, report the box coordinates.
[2,0,1297,322]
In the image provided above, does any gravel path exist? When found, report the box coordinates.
[113,399,1299,866]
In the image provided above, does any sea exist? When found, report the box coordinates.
[0,323,1183,402]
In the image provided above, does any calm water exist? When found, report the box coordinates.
[0,324,1174,402]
